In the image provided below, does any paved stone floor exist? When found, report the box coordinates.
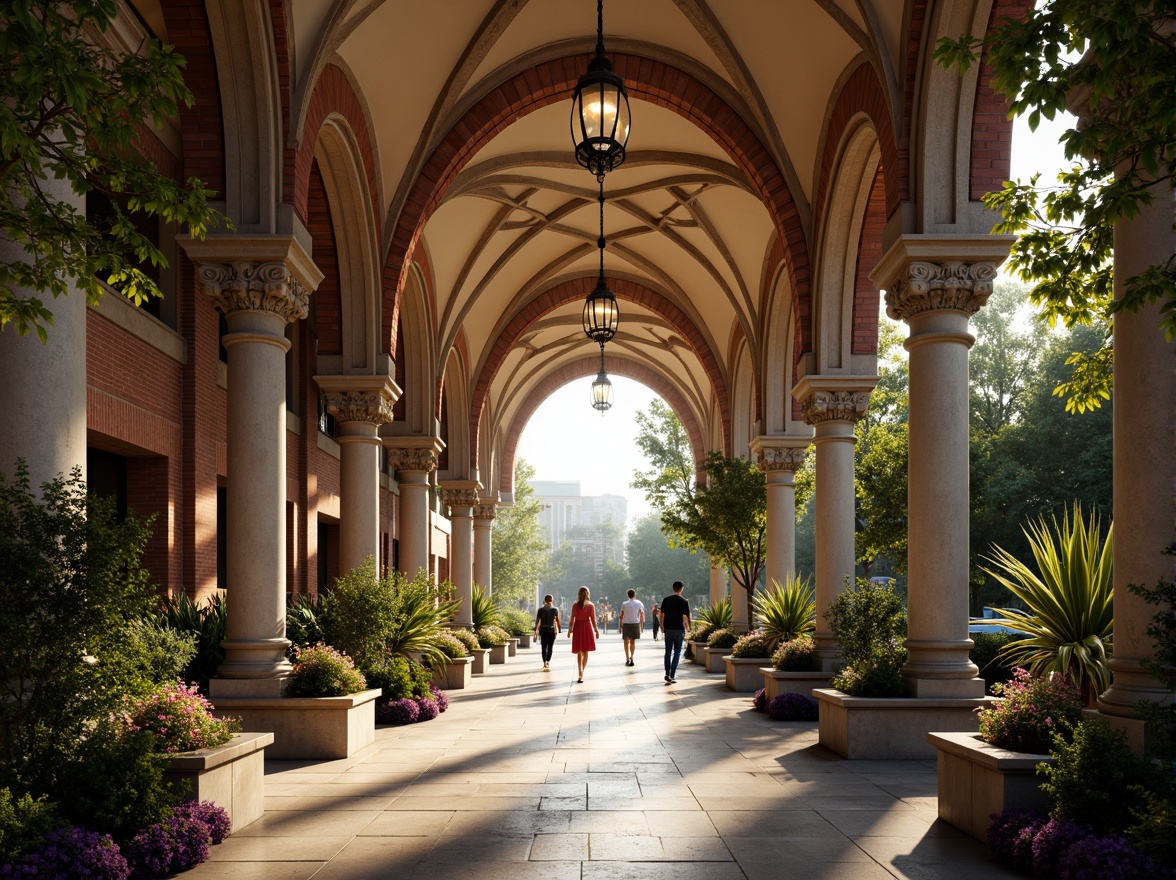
[190,633,1020,880]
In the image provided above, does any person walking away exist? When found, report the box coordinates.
[534,594,561,671]
[568,586,600,683]
[658,581,690,685]
[651,602,661,641]
[619,589,645,666]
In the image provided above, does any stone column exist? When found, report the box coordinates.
[185,241,321,691]
[0,177,87,487]
[709,566,726,607]
[873,237,1012,697]
[794,378,876,670]
[440,481,480,627]
[385,438,443,580]
[315,376,399,575]
[473,501,497,595]
[751,436,811,588]
[1097,180,1176,721]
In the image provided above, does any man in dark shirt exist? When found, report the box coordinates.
[658,581,690,685]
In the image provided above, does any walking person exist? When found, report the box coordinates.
[534,594,561,671]
[619,589,645,666]
[651,602,661,641]
[658,581,691,685]
[567,586,600,683]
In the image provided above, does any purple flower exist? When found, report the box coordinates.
[172,801,231,845]
[751,688,767,712]
[376,697,420,725]
[767,693,819,721]
[415,698,440,721]
[1032,819,1092,877]
[429,683,449,712]
[1058,835,1162,880]
[987,808,1046,872]
[7,826,131,880]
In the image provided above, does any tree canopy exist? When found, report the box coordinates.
[625,513,711,604]
[490,459,551,606]
[0,0,223,339]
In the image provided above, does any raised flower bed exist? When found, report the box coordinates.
[703,645,732,673]
[488,643,508,664]
[761,668,831,699]
[160,732,274,832]
[433,655,473,690]
[725,657,768,691]
[470,647,492,674]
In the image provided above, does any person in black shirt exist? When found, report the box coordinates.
[534,594,561,671]
[657,581,691,684]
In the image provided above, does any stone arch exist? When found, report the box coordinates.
[381,53,811,362]
[438,348,474,482]
[729,329,757,457]
[760,250,807,435]
[497,357,708,498]
[391,263,439,437]
[469,276,731,471]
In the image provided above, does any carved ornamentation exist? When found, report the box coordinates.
[884,260,999,321]
[323,390,394,426]
[441,488,480,509]
[801,390,871,425]
[197,261,310,322]
[387,447,438,474]
[473,504,498,521]
[757,446,807,472]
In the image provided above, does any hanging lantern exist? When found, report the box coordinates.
[590,344,613,413]
[570,0,631,179]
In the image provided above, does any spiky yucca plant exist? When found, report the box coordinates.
[983,502,1113,704]
[471,585,500,629]
[753,575,816,650]
[694,596,732,631]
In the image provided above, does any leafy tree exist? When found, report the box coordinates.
[491,458,552,605]
[970,282,1037,435]
[0,0,224,338]
[936,3,1176,412]
[631,398,695,513]
[626,513,710,602]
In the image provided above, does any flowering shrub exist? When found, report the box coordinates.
[2,826,129,879]
[364,655,433,701]
[431,630,470,660]
[706,628,738,649]
[767,693,819,721]
[450,629,481,654]
[730,632,774,658]
[122,801,227,878]
[751,688,767,712]
[977,668,1083,754]
[415,698,439,721]
[124,682,238,754]
[772,634,817,671]
[428,683,449,713]
[377,697,420,725]
[1031,818,1092,877]
[289,644,367,697]
[173,802,230,845]
[1058,835,1163,880]
[687,624,716,644]
[475,625,510,647]
[987,808,1046,874]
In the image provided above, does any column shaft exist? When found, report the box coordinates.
[337,426,382,574]
[450,509,474,626]
[398,471,431,579]
[473,504,496,594]
[709,566,726,607]
[811,421,857,667]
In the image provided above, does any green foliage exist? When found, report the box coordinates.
[156,591,226,691]
[825,577,908,697]
[970,632,1018,691]
[706,628,737,650]
[0,0,226,338]
[977,668,1084,753]
[753,576,815,649]
[983,502,1113,702]
[495,605,533,638]
[935,4,1176,407]
[289,644,367,697]
[694,597,732,631]
[969,283,1038,435]
[772,634,817,672]
[285,593,327,650]
[471,585,500,630]
[625,514,711,601]
[1041,718,1154,837]
[124,617,197,686]
[476,625,510,648]
[631,398,696,514]
[730,632,774,659]
[491,459,552,605]
[0,788,59,863]
[363,655,432,701]
[431,630,470,661]
[449,628,481,655]
[0,462,159,791]
[379,571,462,668]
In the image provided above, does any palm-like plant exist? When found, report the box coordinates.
[383,573,462,668]
[983,502,1113,704]
[693,596,732,631]
[470,585,500,629]
[753,575,816,649]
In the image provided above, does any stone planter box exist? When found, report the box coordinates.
[688,641,707,664]
[161,732,272,832]
[725,656,771,691]
[517,634,532,649]
[761,669,832,700]
[813,688,996,760]
[470,648,492,674]
[507,637,519,657]
[488,643,508,664]
[433,656,473,690]
[210,689,381,760]
[703,646,733,673]
[928,731,1054,842]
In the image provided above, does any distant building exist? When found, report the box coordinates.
[532,481,627,568]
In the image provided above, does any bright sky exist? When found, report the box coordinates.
[515,110,1076,532]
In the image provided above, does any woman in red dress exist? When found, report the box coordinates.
[567,585,600,683]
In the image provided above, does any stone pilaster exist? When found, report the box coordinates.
[439,481,481,627]
[709,566,727,608]
[473,501,497,596]
[182,236,323,692]
[316,375,400,576]
[794,376,877,670]
[873,235,1012,698]
[751,435,812,590]
[384,437,443,580]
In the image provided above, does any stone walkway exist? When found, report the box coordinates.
[190,634,1019,880]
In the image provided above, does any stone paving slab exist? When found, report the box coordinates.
[186,632,1020,880]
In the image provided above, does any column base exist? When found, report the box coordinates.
[215,638,294,682]
[1082,709,1151,755]
[1098,657,1175,720]
[209,676,291,699]
[905,676,986,698]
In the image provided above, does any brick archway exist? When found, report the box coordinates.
[470,276,730,472]
[380,53,812,359]
[499,357,706,498]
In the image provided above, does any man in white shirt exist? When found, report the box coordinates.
[620,589,646,667]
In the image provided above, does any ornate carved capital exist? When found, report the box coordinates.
[756,446,807,472]
[884,260,1000,321]
[800,390,871,425]
[387,446,439,474]
[323,390,394,426]
[441,488,480,509]
[473,504,498,521]
[197,261,310,323]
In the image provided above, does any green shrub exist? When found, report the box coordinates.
[687,623,717,644]
[157,591,227,691]
[289,644,367,697]
[125,618,197,686]
[0,788,60,863]
[706,628,738,649]
[694,597,732,631]
[431,630,470,661]
[754,575,815,649]
[496,605,533,637]
[363,655,432,701]
[825,577,908,697]
[772,634,817,671]
[450,628,481,654]
[286,593,327,650]
[476,625,510,647]
[471,586,500,629]
[730,632,774,658]
[970,631,1018,691]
